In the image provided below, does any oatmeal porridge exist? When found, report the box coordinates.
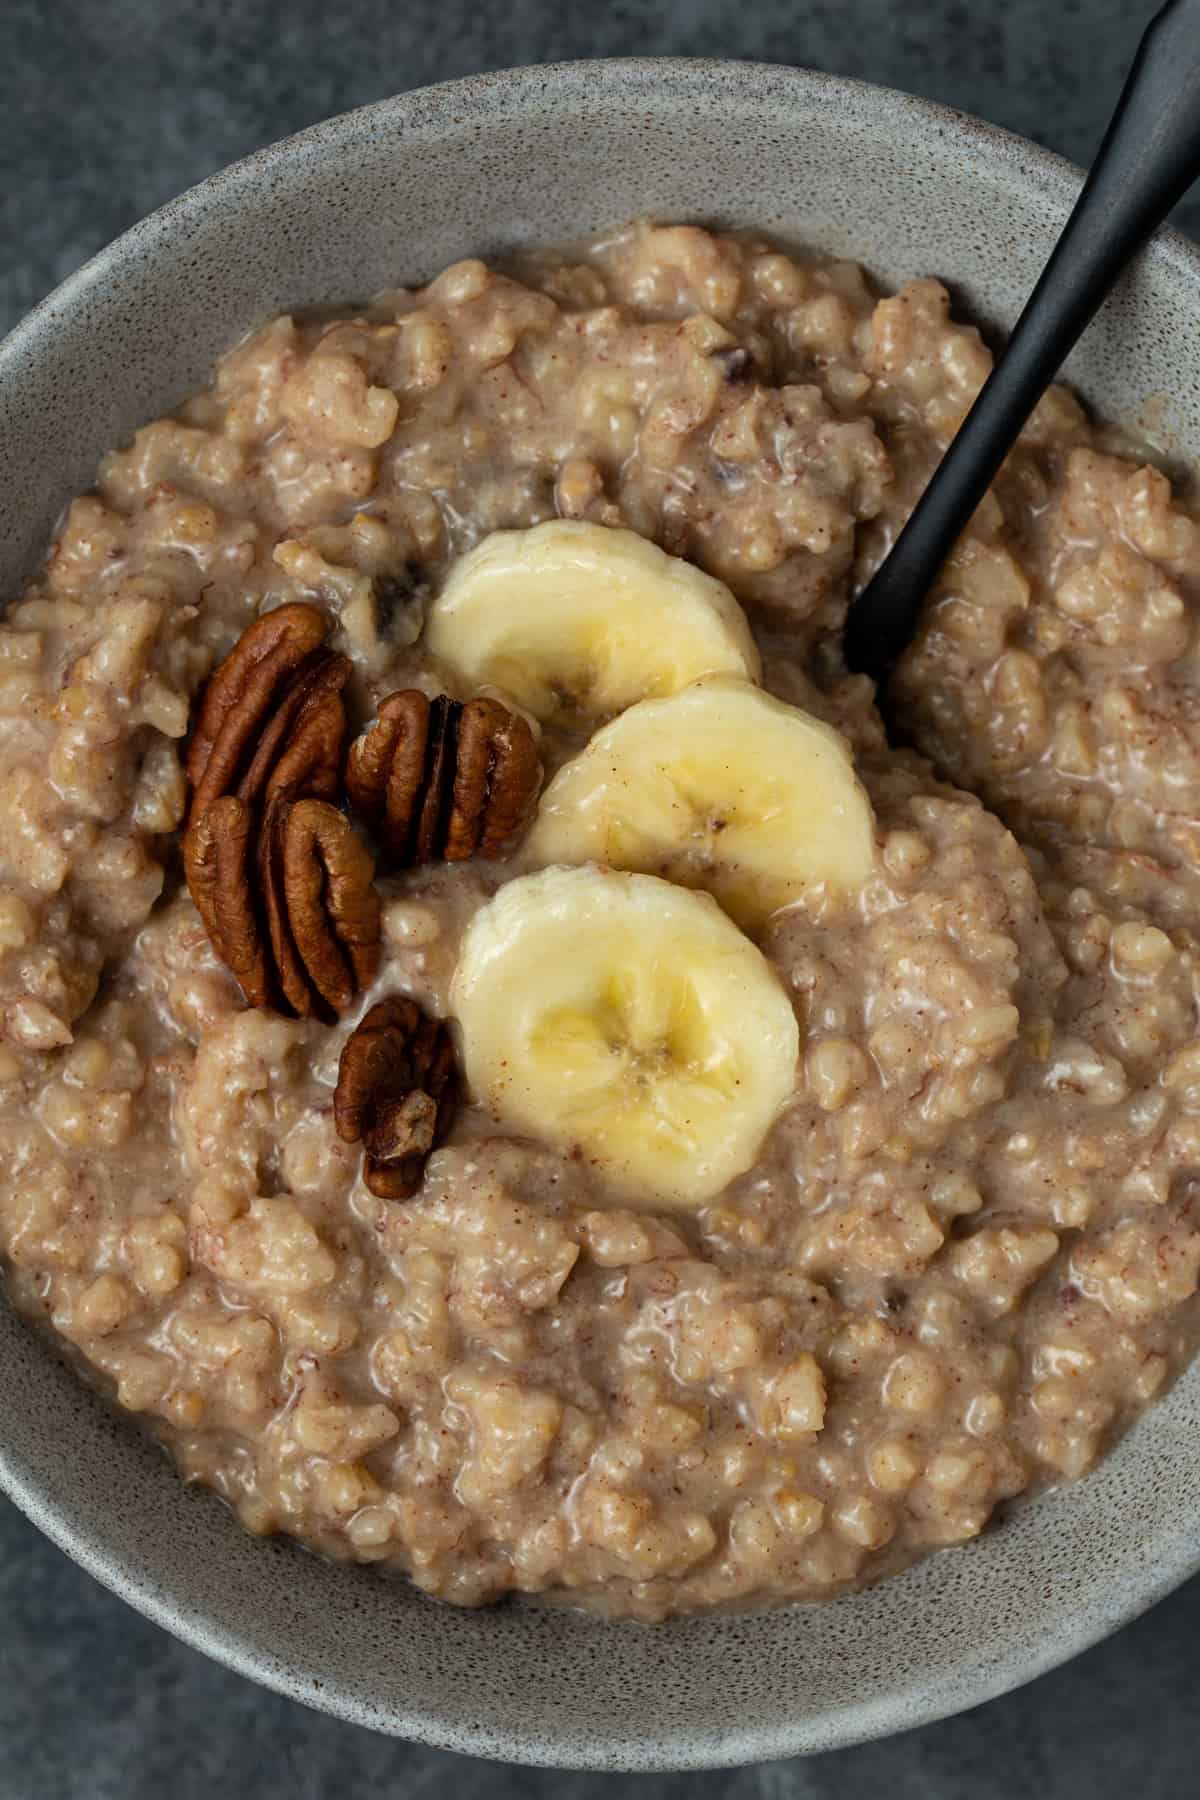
[3,220,1200,1619]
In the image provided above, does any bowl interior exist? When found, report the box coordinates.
[2,60,1200,1771]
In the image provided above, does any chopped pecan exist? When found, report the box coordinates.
[259,797,381,1020]
[186,603,351,820]
[346,690,540,868]
[334,995,457,1198]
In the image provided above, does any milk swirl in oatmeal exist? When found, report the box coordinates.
[2,222,1200,1618]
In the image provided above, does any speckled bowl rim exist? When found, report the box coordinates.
[3,58,1200,1770]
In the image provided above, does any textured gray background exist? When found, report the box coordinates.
[3,0,1197,1795]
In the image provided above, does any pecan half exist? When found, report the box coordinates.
[183,604,366,1012]
[186,603,351,820]
[334,995,457,1198]
[259,797,381,1020]
[234,650,351,809]
[184,795,273,1008]
[346,690,540,868]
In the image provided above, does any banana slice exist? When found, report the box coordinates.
[450,865,800,1207]
[524,677,876,929]
[425,521,760,725]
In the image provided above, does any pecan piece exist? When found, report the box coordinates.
[334,995,457,1198]
[259,797,381,1020]
[346,690,540,868]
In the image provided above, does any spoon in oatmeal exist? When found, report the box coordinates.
[843,0,1200,687]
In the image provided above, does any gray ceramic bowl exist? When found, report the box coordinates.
[2,59,1200,1773]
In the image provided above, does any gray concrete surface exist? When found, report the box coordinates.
[3,1,1196,1794]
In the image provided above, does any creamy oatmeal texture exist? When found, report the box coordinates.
[3,222,1200,1618]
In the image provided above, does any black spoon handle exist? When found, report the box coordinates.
[843,0,1200,684]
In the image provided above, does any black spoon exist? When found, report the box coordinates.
[843,0,1200,688]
